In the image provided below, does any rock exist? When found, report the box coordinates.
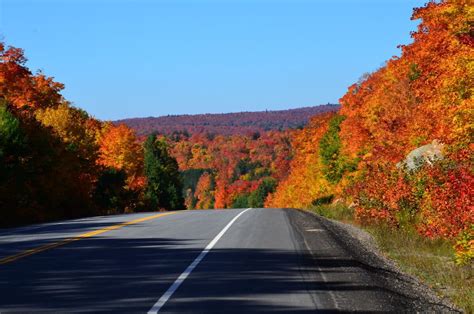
[397,140,444,171]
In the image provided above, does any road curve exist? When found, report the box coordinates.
[0,208,439,312]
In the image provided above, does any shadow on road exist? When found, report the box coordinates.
[0,235,412,312]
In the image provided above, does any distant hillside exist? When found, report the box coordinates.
[116,104,340,136]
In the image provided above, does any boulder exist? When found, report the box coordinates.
[397,140,444,171]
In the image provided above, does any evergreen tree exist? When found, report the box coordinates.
[248,177,277,207]
[0,102,25,161]
[144,134,185,210]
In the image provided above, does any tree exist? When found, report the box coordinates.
[248,177,277,207]
[180,169,211,209]
[144,135,185,210]
[93,168,128,213]
[194,172,215,209]
[35,103,100,161]
[97,123,144,190]
[0,101,25,161]
[97,123,141,171]
[0,43,63,111]
[267,113,336,209]
[232,193,250,208]
[319,114,356,184]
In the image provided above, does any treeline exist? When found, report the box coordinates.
[117,105,339,136]
[0,44,184,227]
[267,0,472,264]
[0,39,295,227]
[0,39,301,227]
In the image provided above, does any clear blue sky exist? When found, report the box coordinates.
[0,0,426,120]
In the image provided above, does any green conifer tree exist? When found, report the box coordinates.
[144,135,185,210]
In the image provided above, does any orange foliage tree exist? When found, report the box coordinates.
[97,123,144,190]
[194,172,215,209]
[0,44,64,112]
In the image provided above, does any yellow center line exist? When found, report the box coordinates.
[0,211,177,265]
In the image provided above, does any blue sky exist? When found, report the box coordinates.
[0,0,426,120]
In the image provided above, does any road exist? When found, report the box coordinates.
[0,208,436,312]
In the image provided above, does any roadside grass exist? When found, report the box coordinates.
[309,204,474,312]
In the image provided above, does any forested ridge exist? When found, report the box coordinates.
[116,104,339,136]
[0,0,472,267]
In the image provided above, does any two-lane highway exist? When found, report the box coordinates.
[0,208,438,312]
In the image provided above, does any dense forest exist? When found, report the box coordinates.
[0,0,471,266]
[116,105,339,136]
[267,0,472,264]
[170,130,293,210]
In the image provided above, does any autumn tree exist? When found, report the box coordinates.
[0,43,63,112]
[194,172,215,209]
[97,123,144,188]
[35,103,100,161]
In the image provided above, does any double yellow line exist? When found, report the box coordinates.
[0,211,177,265]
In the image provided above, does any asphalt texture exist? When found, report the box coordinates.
[0,208,451,312]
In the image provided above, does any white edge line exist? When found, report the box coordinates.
[301,231,338,309]
[147,207,253,314]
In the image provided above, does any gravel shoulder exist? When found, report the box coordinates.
[285,208,459,312]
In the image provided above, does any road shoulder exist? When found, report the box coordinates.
[285,208,459,312]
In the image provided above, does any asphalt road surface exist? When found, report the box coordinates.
[0,208,440,312]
